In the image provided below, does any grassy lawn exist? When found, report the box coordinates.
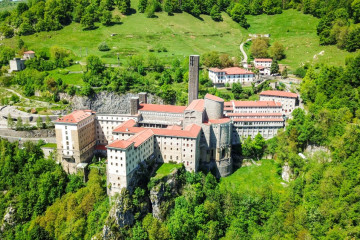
[47,69,85,86]
[246,10,359,69]
[219,159,284,194]
[153,163,182,179]
[2,6,356,73]
[42,143,57,148]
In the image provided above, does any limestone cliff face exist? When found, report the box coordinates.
[59,92,163,113]
[149,167,184,220]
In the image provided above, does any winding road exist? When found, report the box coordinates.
[240,39,252,63]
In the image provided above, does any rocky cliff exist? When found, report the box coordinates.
[60,92,163,114]
[149,167,184,220]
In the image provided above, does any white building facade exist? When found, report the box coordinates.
[208,67,255,85]
[259,90,299,115]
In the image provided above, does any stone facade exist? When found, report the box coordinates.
[188,55,199,104]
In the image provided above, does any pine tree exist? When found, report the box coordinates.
[7,113,14,129]
[37,117,44,129]
[16,117,23,131]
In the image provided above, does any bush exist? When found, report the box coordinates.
[98,42,110,51]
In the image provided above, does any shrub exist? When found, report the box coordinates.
[98,42,110,51]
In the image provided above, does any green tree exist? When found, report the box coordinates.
[203,51,220,67]
[210,5,222,21]
[352,0,360,23]
[270,42,285,60]
[0,24,14,38]
[281,66,288,78]
[230,4,249,28]
[242,136,254,158]
[16,117,23,130]
[253,133,265,160]
[100,10,112,26]
[86,55,105,74]
[270,60,279,74]
[81,13,95,30]
[7,113,14,129]
[45,115,53,128]
[36,117,44,129]
[250,38,269,58]
[138,0,148,13]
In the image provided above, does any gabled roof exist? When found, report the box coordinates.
[113,119,137,132]
[254,58,273,62]
[186,99,204,112]
[205,94,224,102]
[107,140,134,149]
[56,110,94,123]
[153,124,201,138]
[24,51,35,54]
[227,100,282,107]
[260,90,298,98]
[209,67,254,75]
[126,129,154,147]
[139,104,186,114]
[167,125,183,130]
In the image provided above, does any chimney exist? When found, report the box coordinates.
[130,97,139,115]
[188,55,200,104]
[138,92,148,104]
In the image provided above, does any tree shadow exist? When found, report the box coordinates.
[127,8,137,15]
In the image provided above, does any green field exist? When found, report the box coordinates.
[246,10,359,69]
[3,4,358,70]
[42,143,57,148]
[219,159,284,194]
[153,163,183,179]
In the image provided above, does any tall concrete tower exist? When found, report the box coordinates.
[188,55,200,104]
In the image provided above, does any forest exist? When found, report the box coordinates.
[0,53,360,239]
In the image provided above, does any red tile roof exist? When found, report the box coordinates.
[107,140,133,149]
[209,67,254,75]
[260,90,298,98]
[224,107,233,111]
[113,119,137,132]
[223,67,254,75]
[167,125,183,130]
[113,126,144,134]
[127,129,154,147]
[205,94,224,102]
[229,100,282,107]
[153,124,201,138]
[254,58,273,62]
[209,118,231,124]
[233,118,284,122]
[139,104,186,113]
[56,110,94,123]
[24,51,35,54]
[186,99,204,112]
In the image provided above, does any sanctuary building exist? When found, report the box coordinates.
[55,56,298,195]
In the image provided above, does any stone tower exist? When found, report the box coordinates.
[188,55,200,104]
[130,97,139,115]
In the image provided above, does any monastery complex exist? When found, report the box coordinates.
[55,56,299,196]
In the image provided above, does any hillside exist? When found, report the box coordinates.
[2,4,357,70]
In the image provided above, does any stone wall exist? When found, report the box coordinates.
[59,92,163,114]
[0,128,55,138]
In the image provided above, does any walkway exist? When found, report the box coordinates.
[240,38,251,64]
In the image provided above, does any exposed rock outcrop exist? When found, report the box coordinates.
[59,92,163,114]
[282,162,292,182]
[149,167,184,220]
[0,129,55,138]
[1,206,16,232]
